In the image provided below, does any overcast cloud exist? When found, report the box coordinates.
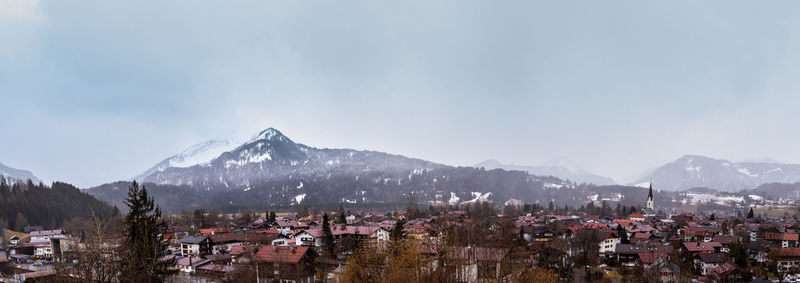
[2,0,800,187]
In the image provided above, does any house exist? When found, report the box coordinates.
[9,235,20,246]
[713,235,738,252]
[521,226,554,242]
[614,243,671,267]
[208,233,242,254]
[175,256,211,273]
[180,235,212,257]
[628,212,646,221]
[437,246,512,282]
[290,226,390,250]
[573,229,619,256]
[644,257,682,283]
[682,241,722,255]
[254,246,316,283]
[766,232,799,248]
[29,230,64,243]
[769,247,800,276]
[292,230,317,247]
[693,253,728,276]
[18,242,52,258]
[230,244,258,264]
[706,262,751,282]
[197,263,238,279]
[683,228,718,242]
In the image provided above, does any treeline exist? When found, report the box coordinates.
[0,177,118,230]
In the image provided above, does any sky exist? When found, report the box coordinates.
[2,0,800,188]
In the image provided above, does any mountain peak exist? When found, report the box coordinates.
[248,128,291,143]
[0,162,40,183]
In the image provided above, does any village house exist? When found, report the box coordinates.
[180,235,212,257]
[645,257,682,283]
[29,230,64,243]
[765,232,799,248]
[769,247,800,277]
[693,253,728,276]
[254,245,316,283]
[175,256,211,273]
[706,262,750,281]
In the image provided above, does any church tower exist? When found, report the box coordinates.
[646,183,654,210]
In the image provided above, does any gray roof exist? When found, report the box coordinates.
[180,235,209,244]
[695,253,728,264]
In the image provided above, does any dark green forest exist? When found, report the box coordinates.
[0,177,117,231]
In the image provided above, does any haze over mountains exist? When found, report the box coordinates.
[7,126,800,213]
[86,127,590,213]
[637,155,800,192]
[475,159,616,185]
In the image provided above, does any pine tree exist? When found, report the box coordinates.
[322,214,335,258]
[747,208,754,219]
[390,219,405,242]
[617,225,629,244]
[269,211,277,223]
[118,181,175,282]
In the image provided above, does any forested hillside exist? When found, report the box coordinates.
[0,177,118,230]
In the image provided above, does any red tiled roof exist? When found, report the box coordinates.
[766,232,799,241]
[638,252,667,265]
[199,228,232,235]
[770,247,800,257]
[683,242,722,252]
[254,246,311,264]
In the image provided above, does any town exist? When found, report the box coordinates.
[2,184,800,282]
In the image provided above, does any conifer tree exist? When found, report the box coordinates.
[747,208,754,219]
[118,181,175,282]
[322,214,335,258]
[391,219,405,242]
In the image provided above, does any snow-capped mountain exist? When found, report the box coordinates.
[0,162,40,183]
[134,139,239,182]
[138,128,443,189]
[637,155,800,192]
[475,159,616,185]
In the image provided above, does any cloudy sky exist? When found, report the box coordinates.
[2,0,800,187]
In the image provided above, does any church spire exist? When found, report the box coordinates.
[646,182,654,210]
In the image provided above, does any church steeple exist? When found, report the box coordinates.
[646,183,654,210]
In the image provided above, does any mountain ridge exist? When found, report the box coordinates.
[0,162,40,183]
[637,155,800,192]
[475,159,616,185]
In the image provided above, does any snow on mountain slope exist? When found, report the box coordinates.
[638,155,800,192]
[134,139,238,181]
[0,162,40,183]
[138,127,443,189]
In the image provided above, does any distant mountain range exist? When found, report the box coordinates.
[475,159,616,185]
[87,127,601,213]
[82,128,800,213]
[0,162,40,183]
[636,155,800,192]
